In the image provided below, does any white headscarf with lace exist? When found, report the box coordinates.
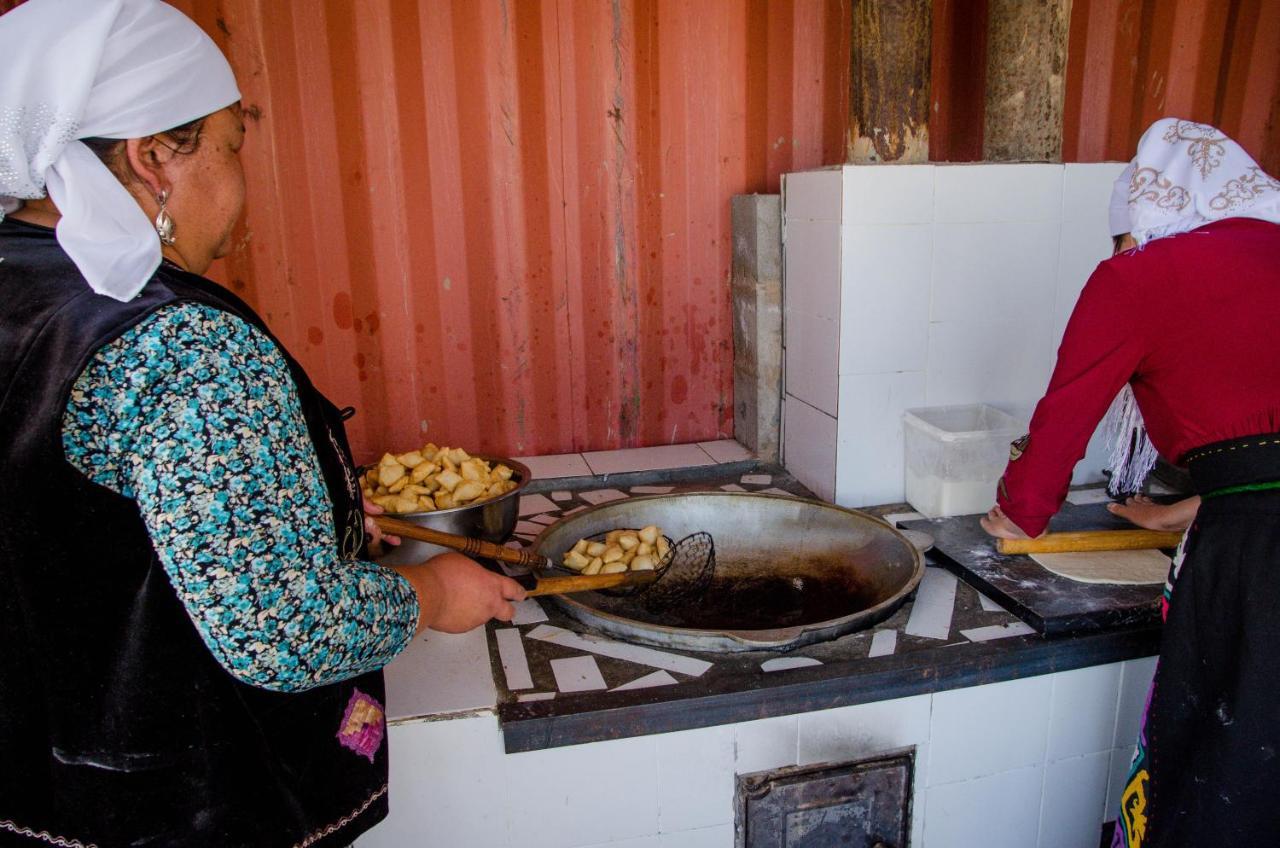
[0,0,240,301]
[1102,118,1280,493]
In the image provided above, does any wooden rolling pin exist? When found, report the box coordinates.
[372,515,658,597]
[996,529,1184,555]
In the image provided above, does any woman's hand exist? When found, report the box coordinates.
[362,499,400,547]
[1107,495,1200,532]
[393,553,527,634]
[980,504,1032,540]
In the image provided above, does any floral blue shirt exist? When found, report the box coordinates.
[62,303,418,693]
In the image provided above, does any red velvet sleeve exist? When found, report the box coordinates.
[996,263,1146,537]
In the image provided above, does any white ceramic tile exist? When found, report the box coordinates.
[758,487,797,497]
[511,598,549,626]
[734,714,799,775]
[577,837,661,848]
[782,396,837,502]
[923,764,1044,848]
[1054,217,1113,341]
[868,629,897,657]
[834,370,926,506]
[551,490,573,501]
[1104,745,1136,824]
[1113,656,1158,749]
[504,733,659,848]
[784,169,842,221]
[931,221,1060,325]
[903,566,958,640]
[1062,162,1129,223]
[656,725,735,832]
[783,309,840,417]
[631,485,676,494]
[719,483,747,492]
[797,694,932,766]
[1047,663,1123,761]
[784,219,842,322]
[525,625,713,677]
[698,439,753,463]
[842,163,935,224]
[760,657,822,672]
[659,825,733,848]
[551,655,608,693]
[518,691,556,702]
[978,592,1007,613]
[382,628,497,722]
[514,520,546,536]
[929,675,1053,786]
[613,670,678,691]
[934,163,1063,223]
[838,224,932,375]
[1039,751,1113,847]
[361,714,507,848]
[496,628,533,691]
[583,444,717,476]
[783,219,841,416]
[528,513,561,525]
[884,511,924,524]
[960,622,1035,642]
[519,493,561,516]
[740,473,773,485]
[516,452,592,479]
[925,317,1054,415]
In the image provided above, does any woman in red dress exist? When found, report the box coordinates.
[983,119,1280,847]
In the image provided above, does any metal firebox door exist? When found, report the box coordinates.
[735,748,915,848]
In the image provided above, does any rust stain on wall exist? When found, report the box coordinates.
[1063,0,1280,174]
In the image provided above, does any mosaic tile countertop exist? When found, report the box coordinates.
[483,463,1162,753]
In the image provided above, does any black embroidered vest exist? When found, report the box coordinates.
[0,219,390,848]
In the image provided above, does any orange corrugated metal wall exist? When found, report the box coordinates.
[4,0,1276,463]
[1063,0,1280,175]
[159,0,851,463]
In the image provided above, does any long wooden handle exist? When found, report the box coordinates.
[372,515,544,568]
[997,529,1184,555]
[525,569,659,598]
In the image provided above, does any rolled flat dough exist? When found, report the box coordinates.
[1031,548,1170,585]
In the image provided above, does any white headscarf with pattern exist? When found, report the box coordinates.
[0,0,240,301]
[1102,119,1280,493]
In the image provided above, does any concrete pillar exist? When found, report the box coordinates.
[983,0,1072,161]
[848,0,932,164]
[731,194,783,463]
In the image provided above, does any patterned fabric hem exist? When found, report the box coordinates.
[0,819,97,848]
[292,784,388,848]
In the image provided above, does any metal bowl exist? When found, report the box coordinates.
[536,492,924,652]
[372,455,531,566]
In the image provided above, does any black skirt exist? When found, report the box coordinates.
[1113,435,1280,847]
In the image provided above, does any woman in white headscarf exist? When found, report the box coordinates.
[0,2,523,846]
[983,118,1280,847]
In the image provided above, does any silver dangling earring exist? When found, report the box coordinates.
[154,190,176,246]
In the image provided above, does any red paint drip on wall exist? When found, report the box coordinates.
[332,293,353,330]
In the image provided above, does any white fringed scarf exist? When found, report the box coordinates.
[1102,118,1280,494]
[0,0,240,301]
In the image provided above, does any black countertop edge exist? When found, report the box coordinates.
[497,624,1162,753]
[523,459,767,496]
[928,553,1161,636]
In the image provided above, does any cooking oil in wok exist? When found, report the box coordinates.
[649,573,881,630]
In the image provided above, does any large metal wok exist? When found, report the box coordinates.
[535,492,924,652]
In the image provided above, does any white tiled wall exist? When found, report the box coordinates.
[358,658,1157,848]
[781,162,1128,507]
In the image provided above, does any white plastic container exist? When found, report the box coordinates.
[903,404,1027,518]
